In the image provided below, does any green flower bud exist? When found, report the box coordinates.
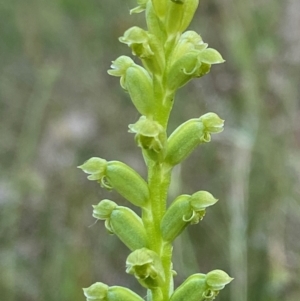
[128,116,167,161]
[83,283,145,301]
[108,57,154,116]
[93,200,148,250]
[166,0,199,36]
[169,274,207,301]
[106,161,149,207]
[119,26,154,58]
[78,158,149,207]
[125,66,155,116]
[83,282,109,301]
[165,118,204,166]
[110,207,148,250]
[161,191,217,242]
[126,248,165,288]
[165,113,224,166]
[160,194,191,241]
[205,270,233,291]
[130,0,148,14]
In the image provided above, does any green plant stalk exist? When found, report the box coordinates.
[140,27,175,300]
[144,75,174,299]
[80,1,233,301]
[146,162,172,299]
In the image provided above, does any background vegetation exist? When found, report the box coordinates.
[1,0,299,300]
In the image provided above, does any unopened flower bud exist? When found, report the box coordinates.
[126,248,165,288]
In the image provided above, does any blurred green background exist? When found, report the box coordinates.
[1,0,299,300]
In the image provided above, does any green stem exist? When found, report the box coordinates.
[161,242,174,299]
[141,12,179,301]
[143,160,173,301]
[145,42,175,300]
[153,75,174,128]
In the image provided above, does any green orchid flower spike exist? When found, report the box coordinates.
[79,1,232,301]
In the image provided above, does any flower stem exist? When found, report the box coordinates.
[142,159,173,301]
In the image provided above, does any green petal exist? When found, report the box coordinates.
[78,157,107,175]
[92,199,118,220]
[107,56,135,77]
[190,191,218,210]
[206,270,234,290]
[83,282,108,301]
[199,48,225,64]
